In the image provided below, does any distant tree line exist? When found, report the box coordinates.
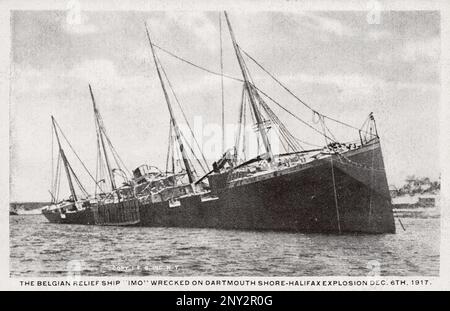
[10,202,50,211]
[392,175,440,196]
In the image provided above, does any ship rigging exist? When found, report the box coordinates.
[146,12,379,172]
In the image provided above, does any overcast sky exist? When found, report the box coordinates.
[10,10,440,201]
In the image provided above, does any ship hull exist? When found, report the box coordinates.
[43,140,395,234]
[214,141,393,233]
[42,208,95,225]
[42,199,140,226]
[138,139,395,234]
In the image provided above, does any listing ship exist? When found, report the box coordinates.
[42,12,395,233]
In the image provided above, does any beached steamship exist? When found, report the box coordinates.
[42,12,395,234]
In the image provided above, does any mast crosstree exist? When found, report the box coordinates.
[224,12,274,163]
[89,84,117,191]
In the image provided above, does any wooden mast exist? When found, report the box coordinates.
[219,14,225,154]
[223,11,274,162]
[89,84,117,191]
[145,23,195,184]
[51,116,78,201]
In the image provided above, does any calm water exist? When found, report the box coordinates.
[10,214,440,277]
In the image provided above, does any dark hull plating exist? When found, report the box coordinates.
[139,140,395,233]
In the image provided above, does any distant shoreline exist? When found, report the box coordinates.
[10,202,50,211]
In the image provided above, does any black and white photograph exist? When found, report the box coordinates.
[3,0,449,288]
